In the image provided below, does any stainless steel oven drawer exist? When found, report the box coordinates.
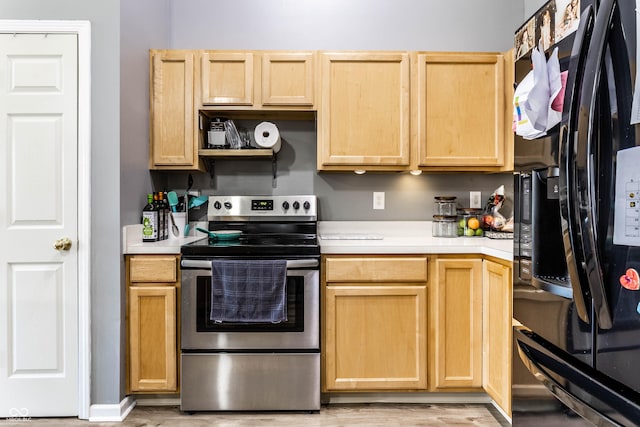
[180,352,320,411]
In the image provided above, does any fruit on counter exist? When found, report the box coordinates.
[457,215,483,237]
[482,214,493,229]
[467,217,480,230]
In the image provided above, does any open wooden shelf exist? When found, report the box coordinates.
[198,148,277,180]
[198,148,273,158]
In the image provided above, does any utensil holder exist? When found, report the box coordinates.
[169,212,186,240]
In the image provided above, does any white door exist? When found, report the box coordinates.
[0,33,79,417]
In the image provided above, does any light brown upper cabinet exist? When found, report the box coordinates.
[148,49,515,172]
[149,50,200,170]
[317,51,411,171]
[412,51,513,172]
[201,51,254,105]
[261,52,315,106]
[200,51,315,108]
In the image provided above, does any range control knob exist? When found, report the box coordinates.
[282,201,290,210]
[224,201,232,210]
[303,201,311,210]
[293,201,300,210]
[213,201,222,210]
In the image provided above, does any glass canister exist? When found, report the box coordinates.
[457,208,484,237]
[432,215,458,237]
[434,196,457,216]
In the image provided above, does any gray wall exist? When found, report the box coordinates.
[1,0,122,405]
[171,120,512,221]
[120,0,171,401]
[169,0,522,52]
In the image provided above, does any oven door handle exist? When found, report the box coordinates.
[180,259,319,270]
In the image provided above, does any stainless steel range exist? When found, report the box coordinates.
[179,195,320,412]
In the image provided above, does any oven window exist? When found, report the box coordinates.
[195,275,305,332]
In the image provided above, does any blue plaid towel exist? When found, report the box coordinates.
[210,259,287,323]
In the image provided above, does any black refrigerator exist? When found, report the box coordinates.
[512,0,640,425]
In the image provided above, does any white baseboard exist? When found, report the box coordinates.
[88,396,136,423]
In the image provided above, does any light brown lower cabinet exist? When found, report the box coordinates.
[322,253,512,418]
[126,255,179,393]
[482,258,512,416]
[322,256,428,391]
[430,257,483,390]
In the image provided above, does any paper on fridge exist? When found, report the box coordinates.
[631,0,640,124]
[614,146,640,246]
[513,46,563,139]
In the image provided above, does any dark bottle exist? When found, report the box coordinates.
[155,192,166,241]
[142,193,158,242]
[160,191,170,240]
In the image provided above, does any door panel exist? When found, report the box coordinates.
[0,33,78,417]
[9,264,65,372]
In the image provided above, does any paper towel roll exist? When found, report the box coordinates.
[254,121,281,153]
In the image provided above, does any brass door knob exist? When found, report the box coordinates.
[53,237,72,251]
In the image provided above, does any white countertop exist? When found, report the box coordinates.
[122,224,207,254]
[123,221,513,261]
[318,221,513,261]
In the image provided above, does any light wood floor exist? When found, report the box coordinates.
[3,404,510,426]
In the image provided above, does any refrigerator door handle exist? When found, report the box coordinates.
[558,5,595,324]
[515,325,640,426]
[574,0,628,330]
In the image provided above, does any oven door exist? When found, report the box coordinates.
[180,258,319,351]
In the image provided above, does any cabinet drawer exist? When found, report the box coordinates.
[129,256,177,283]
[325,256,428,283]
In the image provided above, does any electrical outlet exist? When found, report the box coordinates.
[373,192,385,210]
[470,191,482,209]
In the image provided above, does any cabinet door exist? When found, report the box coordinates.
[325,285,427,390]
[431,258,483,389]
[149,50,196,168]
[129,286,177,392]
[262,52,315,106]
[483,259,512,416]
[414,52,505,169]
[201,51,254,105]
[318,52,411,170]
